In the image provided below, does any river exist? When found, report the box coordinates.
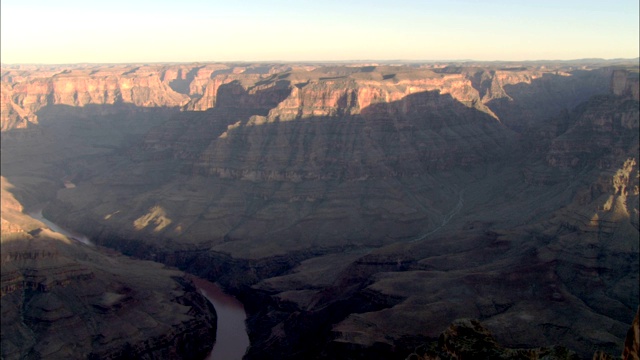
[192,277,250,360]
[28,208,93,246]
[27,207,249,359]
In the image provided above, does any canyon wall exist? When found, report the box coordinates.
[1,62,613,133]
[1,61,637,359]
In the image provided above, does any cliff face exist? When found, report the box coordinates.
[1,62,612,133]
[539,69,640,235]
[259,68,487,120]
[134,64,613,184]
[545,95,639,169]
[612,69,640,101]
[1,63,299,131]
[1,65,190,130]
[189,88,509,182]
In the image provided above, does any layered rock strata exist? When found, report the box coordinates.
[1,62,637,359]
[1,62,612,133]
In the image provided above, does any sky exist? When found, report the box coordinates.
[1,0,639,64]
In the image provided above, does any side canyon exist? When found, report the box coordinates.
[1,60,638,359]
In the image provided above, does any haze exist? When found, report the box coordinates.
[1,0,638,64]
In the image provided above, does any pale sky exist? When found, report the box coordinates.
[1,0,638,64]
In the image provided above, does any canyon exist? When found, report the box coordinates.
[1,60,638,359]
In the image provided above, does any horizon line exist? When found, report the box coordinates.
[2,57,639,67]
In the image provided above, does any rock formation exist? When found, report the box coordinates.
[0,177,216,359]
[406,309,640,360]
[623,307,640,360]
[406,319,580,360]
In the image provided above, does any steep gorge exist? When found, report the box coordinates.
[1,61,638,359]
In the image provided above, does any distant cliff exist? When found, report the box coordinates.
[1,62,612,133]
[1,65,189,131]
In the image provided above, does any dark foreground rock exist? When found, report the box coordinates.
[622,307,639,360]
[1,177,217,360]
[406,319,580,360]
[407,310,640,360]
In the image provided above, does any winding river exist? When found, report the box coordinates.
[192,277,250,360]
[27,208,249,359]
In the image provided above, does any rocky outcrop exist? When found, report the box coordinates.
[259,67,490,121]
[406,319,580,360]
[623,307,640,360]
[1,65,190,131]
[540,69,639,236]
[404,310,637,360]
[0,82,38,131]
[545,95,639,169]
[0,178,216,360]
[612,69,640,101]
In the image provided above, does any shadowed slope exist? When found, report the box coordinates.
[1,177,217,359]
